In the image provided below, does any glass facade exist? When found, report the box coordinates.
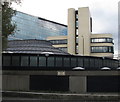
[91,38,113,43]
[8,12,67,40]
[91,46,114,53]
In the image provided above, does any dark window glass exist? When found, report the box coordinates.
[78,57,83,67]
[94,58,102,69]
[99,59,103,68]
[76,21,78,28]
[71,57,77,68]
[21,56,29,66]
[50,40,67,45]
[63,57,70,67]
[39,56,46,67]
[47,57,54,67]
[91,38,113,43]
[3,56,11,66]
[91,46,113,53]
[59,47,67,52]
[55,57,62,67]
[89,58,94,69]
[12,56,20,66]
[84,58,89,69]
[30,56,37,66]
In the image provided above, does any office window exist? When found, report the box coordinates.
[47,57,54,67]
[3,56,11,66]
[12,56,20,66]
[91,46,113,53]
[91,38,113,43]
[39,56,46,67]
[55,57,62,67]
[30,56,37,66]
[50,39,67,45]
[21,56,29,66]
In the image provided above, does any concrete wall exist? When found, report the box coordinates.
[68,8,76,54]
[53,44,67,48]
[91,34,112,38]
[78,7,91,56]
[2,75,29,91]
[2,71,119,93]
[69,76,86,93]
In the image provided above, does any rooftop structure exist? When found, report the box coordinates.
[4,40,69,55]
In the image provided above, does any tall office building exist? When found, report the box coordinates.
[9,11,67,40]
[118,1,120,59]
[47,7,114,58]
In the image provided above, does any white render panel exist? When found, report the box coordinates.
[78,7,91,56]
[68,8,76,54]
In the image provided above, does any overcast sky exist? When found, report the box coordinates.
[12,0,119,57]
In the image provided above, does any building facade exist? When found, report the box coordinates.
[47,7,114,58]
[9,11,67,40]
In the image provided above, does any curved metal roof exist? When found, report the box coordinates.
[4,39,69,55]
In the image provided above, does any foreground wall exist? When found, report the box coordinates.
[2,71,120,93]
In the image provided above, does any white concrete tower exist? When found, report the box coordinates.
[78,7,92,56]
[68,8,76,54]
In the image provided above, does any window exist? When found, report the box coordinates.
[3,56,11,66]
[12,56,20,66]
[39,56,46,67]
[71,57,77,68]
[84,58,89,69]
[50,39,67,45]
[30,56,37,66]
[89,58,94,69]
[47,57,54,67]
[21,56,29,66]
[59,47,67,52]
[78,57,83,67]
[91,46,113,53]
[94,58,102,69]
[76,20,78,28]
[63,57,70,67]
[91,38,113,43]
[55,57,62,67]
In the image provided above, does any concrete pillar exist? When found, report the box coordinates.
[78,7,91,56]
[68,8,76,55]
[69,76,86,93]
